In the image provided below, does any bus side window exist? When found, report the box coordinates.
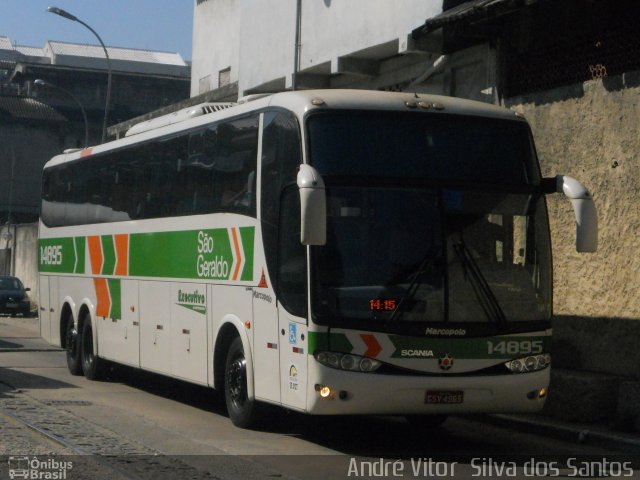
[211,116,259,216]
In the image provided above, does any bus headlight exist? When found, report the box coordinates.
[505,354,551,373]
[315,351,382,373]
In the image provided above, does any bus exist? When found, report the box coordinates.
[38,89,597,428]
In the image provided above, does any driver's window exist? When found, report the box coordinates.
[277,187,307,317]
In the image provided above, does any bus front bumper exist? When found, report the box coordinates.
[305,364,549,416]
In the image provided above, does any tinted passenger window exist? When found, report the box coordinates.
[188,116,259,216]
[41,114,259,226]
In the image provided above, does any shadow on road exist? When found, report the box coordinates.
[0,339,24,349]
[103,363,227,415]
[93,363,523,458]
[0,366,78,395]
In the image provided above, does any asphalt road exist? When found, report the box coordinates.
[1,316,637,480]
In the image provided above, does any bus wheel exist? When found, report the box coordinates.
[405,414,448,429]
[224,337,259,428]
[65,319,83,376]
[80,316,105,380]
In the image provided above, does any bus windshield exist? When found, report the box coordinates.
[307,112,551,333]
[307,111,541,185]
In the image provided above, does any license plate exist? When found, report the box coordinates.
[425,390,464,404]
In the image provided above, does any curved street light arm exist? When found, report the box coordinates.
[47,6,112,143]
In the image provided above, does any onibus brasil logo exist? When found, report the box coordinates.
[8,456,73,479]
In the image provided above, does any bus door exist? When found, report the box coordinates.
[258,109,307,409]
[278,307,307,410]
[275,187,308,411]
[39,275,52,343]
[119,279,140,367]
[39,276,59,344]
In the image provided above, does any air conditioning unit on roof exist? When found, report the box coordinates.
[125,102,236,137]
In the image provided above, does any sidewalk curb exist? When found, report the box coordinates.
[477,414,640,454]
[0,348,63,353]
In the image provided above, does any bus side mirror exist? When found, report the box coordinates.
[297,164,326,246]
[544,175,598,253]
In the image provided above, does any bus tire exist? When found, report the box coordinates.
[80,315,105,380]
[405,414,448,429]
[224,336,259,428]
[65,318,83,376]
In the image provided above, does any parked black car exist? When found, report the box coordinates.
[0,276,31,317]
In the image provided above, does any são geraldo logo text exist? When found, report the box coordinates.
[196,231,229,279]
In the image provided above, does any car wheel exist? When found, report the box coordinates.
[65,319,83,376]
[224,337,260,428]
[80,315,105,380]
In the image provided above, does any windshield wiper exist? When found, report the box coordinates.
[452,239,506,324]
[388,249,437,322]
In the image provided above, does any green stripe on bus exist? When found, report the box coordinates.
[177,303,207,315]
[73,237,86,274]
[240,227,255,281]
[307,332,550,360]
[308,332,353,354]
[41,227,256,282]
[101,235,116,275]
[39,238,76,273]
[129,228,254,281]
[108,279,121,320]
[389,335,551,359]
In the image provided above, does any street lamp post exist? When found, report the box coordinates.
[47,6,112,143]
[34,79,89,148]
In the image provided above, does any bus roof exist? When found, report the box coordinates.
[44,89,526,169]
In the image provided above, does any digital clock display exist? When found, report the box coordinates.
[369,299,397,311]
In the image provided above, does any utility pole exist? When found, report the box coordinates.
[293,0,302,91]
[2,138,16,275]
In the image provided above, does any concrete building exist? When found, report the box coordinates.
[191,0,504,103]
[192,1,445,97]
[0,36,191,298]
[190,0,640,430]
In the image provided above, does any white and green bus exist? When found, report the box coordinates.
[38,89,597,428]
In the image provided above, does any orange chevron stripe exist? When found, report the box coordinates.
[361,334,382,358]
[94,278,110,318]
[114,234,129,276]
[88,236,103,275]
[231,228,242,281]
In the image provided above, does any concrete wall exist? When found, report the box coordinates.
[238,0,296,94]
[0,223,38,311]
[191,0,241,95]
[505,72,640,429]
[0,126,62,222]
[506,72,640,321]
[192,0,441,97]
